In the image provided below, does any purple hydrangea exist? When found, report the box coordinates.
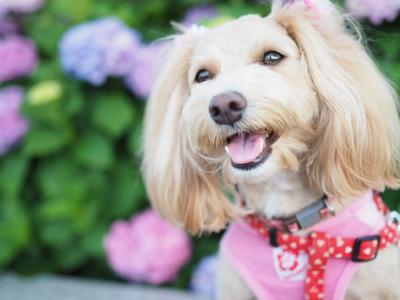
[60,17,142,86]
[346,0,400,25]
[0,35,38,82]
[183,5,218,26]
[190,255,219,299]
[0,17,19,36]
[0,87,29,155]
[124,41,171,99]
[0,0,44,15]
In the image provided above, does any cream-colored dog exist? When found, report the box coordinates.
[142,0,400,299]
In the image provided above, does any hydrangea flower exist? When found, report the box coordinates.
[0,35,38,82]
[183,5,218,26]
[0,17,18,36]
[0,87,29,155]
[190,255,218,299]
[60,17,141,86]
[346,0,400,25]
[104,209,191,285]
[124,41,171,98]
[0,0,44,15]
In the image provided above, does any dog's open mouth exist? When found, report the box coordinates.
[225,131,279,170]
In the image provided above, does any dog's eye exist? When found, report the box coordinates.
[195,69,212,83]
[262,51,284,66]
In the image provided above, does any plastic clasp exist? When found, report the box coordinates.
[387,211,400,234]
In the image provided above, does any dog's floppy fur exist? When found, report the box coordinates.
[142,0,400,298]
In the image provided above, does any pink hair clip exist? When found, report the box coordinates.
[285,0,323,22]
[284,0,317,10]
[304,0,321,21]
[282,0,332,22]
[303,0,315,10]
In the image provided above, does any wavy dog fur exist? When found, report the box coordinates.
[143,0,400,298]
[142,32,234,234]
[272,1,400,198]
[143,0,400,234]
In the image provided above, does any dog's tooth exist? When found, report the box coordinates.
[224,146,231,156]
[265,131,270,138]
[259,138,265,152]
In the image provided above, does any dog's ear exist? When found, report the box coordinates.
[272,1,400,198]
[142,29,233,234]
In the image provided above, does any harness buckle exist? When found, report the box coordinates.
[351,235,381,262]
[295,197,334,230]
[387,211,400,234]
[269,227,279,247]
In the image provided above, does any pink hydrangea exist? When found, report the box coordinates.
[124,42,171,99]
[0,86,29,155]
[346,0,400,25]
[0,35,38,82]
[104,209,191,285]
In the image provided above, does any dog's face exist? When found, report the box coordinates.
[143,0,400,233]
[184,15,317,182]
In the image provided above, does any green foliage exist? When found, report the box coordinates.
[90,94,135,138]
[0,0,399,291]
[23,127,70,156]
[0,0,158,279]
[73,132,114,169]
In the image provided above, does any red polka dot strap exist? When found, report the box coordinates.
[245,193,400,300]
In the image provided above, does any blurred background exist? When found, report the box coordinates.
[0,0,399,298]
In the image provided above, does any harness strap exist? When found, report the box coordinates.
[245,193,400,300]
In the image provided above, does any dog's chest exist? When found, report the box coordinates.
[220,192,386,300]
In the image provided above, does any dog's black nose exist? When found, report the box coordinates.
[209,92,247,125]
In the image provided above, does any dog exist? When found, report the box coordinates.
[142,0,400,299]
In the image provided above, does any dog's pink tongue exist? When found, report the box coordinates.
[227,133,264,164]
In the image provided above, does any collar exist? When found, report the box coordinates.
[244,192,400,300]
[242,195,336,234]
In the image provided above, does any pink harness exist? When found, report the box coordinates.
[221,191,398,300]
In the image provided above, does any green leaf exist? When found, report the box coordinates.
[218,3,262,18]
[38,221,76,249]
[29,60,61,83]
[50,0,94,23]
[38,195,84,221]
[0,241,18,268]
[36,158,81,198]
[90,96,134,137]
[128,123,143,157]
[25,13,66,55]
[22,127,69,156]
[73,199,100,234]
[0,153,29,199]
[22,99,65,125]
[73,132,114,169]
[62,80,84,116]
[0,201,30,266]
[383,189,400,211]
[107,162,146,219]
[36,159,101,250]
[54,244,88,271]
[80,224,108,258]
[84,171,108,202]
[374,34,400,60]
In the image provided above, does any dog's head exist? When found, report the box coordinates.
[142,0,400,234]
